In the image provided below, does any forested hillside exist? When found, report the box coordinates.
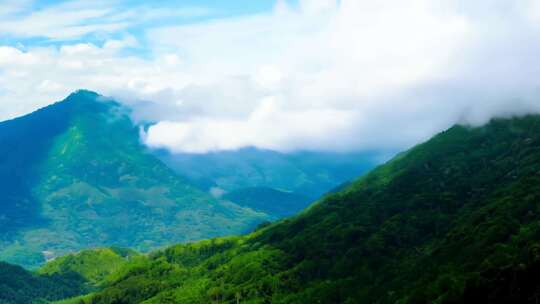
[38,247,138,288]
[0,262,85,304]
[70,115,540,303]
[0,90,266,268]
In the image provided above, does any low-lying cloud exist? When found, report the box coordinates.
[1,0,540,153]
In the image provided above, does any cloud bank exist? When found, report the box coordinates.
[1,0,540,153]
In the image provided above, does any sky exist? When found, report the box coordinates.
[1,0,540,153]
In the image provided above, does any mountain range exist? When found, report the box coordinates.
[0,91,267,268]
[74,114,540,304]
[0,91,379,269]
[155,148,383,199]
[2,112,539,304]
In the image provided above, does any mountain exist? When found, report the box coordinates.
[154,148,385,199]
[38,247,139,287]
[154,148,384,222]
[0,261,86,304]
[0,247,134,304]
[0,90,267,268]
[222,187,313,218]
[76,115,540,303]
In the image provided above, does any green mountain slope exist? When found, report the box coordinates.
[80,115,540,304]
[0,248,138,304]
[0,262,86,304]
[222,187,313,218]
[38,247,139,287]
[0,90,267,268]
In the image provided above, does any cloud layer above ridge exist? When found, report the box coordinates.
[1,0,540,153]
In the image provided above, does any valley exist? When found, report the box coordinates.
[0,91,377,269]
[2,112,538,303]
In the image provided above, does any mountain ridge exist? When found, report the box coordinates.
[155,147,384,199]
[71,114,540,304]
[0,90,268,268]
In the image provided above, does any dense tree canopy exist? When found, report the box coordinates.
[71,115,540,303]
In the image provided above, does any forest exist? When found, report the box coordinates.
[6,115,536,304]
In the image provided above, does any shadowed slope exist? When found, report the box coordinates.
[0,93,77,233]
[0,261,86,304]
[222,187,312,218]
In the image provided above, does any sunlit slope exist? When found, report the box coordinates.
[85,115,540,304]
[38,247,139,287]
[0,90,267,268]
[0,247,138,304]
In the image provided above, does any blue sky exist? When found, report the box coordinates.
[1,0,539,154]
[0,0,292,51]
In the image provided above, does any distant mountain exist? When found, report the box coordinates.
[0,90,267,268]
[154,148,385,199]
[79,115,540,303]
[222,187,313,218]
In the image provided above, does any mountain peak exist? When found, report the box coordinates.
[63,89,103,105]
[59,89,122,115]
[67,89,100,99]
[0,90,267,269]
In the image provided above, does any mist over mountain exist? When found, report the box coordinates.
[0,90,267,268]
[0,90,539,303]
[0,90,383,268]
[3,1,540,156]
[154,148,385,199]
[42,114,540,304]
[1,1,539,303]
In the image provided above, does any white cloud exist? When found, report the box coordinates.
[299,0,337,14]
[143,96,356,153]
[1,0,540,153]
[209,187,226,198]
[0,40,181,119]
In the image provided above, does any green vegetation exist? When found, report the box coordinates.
[74,115,540,303]
[222,187,313,217]
[39,247,139,287]
[0,247,137,304]
[2,96,539,303]
[0,90,267,269]
[0,262,85,304]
